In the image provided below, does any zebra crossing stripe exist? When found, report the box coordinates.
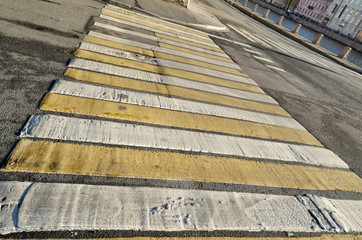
[88,30,241,70]
[73,49,262,93]
[67,59,278,104]
[64,69,290,116]
[0,181,360,233]
[20,114,348,168]
[40,92,318,143]
[101,9,213,44]
[78,41,255,85]
[105,4,211,39]
[5,139,362,192]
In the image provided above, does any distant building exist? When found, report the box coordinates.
[295,0,333,22]
[325,0,362,40]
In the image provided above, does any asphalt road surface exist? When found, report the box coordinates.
[0,0,361,239]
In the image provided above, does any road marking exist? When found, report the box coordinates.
[228,25,257,43]
[20,114,348,168]
[0,237,359,240]
[78,41,254,85]
[101,9,213,44]
[6,139,362,192]
[88,29,241,70]
[65,69,289,116]
[67,59,279,104]
[243,48,263,55]
[266,65,286,72]
[105,4,211,39]
[73,50,263,93]
[158,42,234,63]
[253,55,274,63]
[0,181,361,233]
[154,33,225,53]
[40,92,318,143]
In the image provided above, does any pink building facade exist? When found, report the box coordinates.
[296,0,334,22]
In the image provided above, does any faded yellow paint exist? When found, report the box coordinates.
[65,69,290,116]
[5,139,362,192]
[73,49,263,93]
[159,42,235,63]
[104,5,210,39]
[40,93,321,146]
[101,11,214,44]
[83,35,248,77]
[155,32,224,53]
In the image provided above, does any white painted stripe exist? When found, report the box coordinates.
[95,21,218,49]
[241,31,273,48]
[20,114,348,168]
[68,58,278,105]
[228,25,256,43]
[78,41,257,86]
[51,80,303,129]
[253,55,274,63]
[102,8,212,41]
[106,4,213,39]
[88,30,241,70]
[243,48,263,56]
[1,181,361,234]
[255,35,288,53]
[266,65,286,72]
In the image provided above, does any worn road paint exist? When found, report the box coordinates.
[0,181,361,233]
[64,68,290,116]
[154,32,224,53]
[20,115,348,168]
[105,4,211,39]
[6,140,362,192]
[67,59,277,104]
[266,65,286,72]
[88,30,241,70]
[73,49,261,93]
[78,41,254,85]
[101,8,213,43]
[40,93,319,144]
[253,56,274,63]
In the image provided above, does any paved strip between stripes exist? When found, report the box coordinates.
[0,181,361,233]
[5,139,362,192]
[20,114,348,168]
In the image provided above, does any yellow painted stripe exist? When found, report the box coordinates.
[105,5,210,39]
[65,68,290,117]
[6,139,362,193]
[83,35,248,77]
[101,11,214,45]
[155,32,224,53]
[74,49,263,94]
[159,42,235,63]
[40,93,321,146]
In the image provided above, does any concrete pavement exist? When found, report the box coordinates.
[0,0,361,238]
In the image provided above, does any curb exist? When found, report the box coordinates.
[224,0,362,74]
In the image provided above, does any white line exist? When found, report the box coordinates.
[78,41,257,86]
[243,48,263,55]
[51,80,302,129]
[102,7,212,41]
[68,58,278,105]
[20,114,348,168]
[266,65,286,72]
[88,30,241,70]
[253,55,274,63]
[1,181,360,234]
[228,25,256,43]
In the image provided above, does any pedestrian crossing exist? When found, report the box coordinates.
[1,3,361,235]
